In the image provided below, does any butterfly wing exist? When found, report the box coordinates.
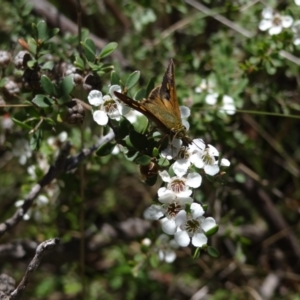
[114,59,184,134]
[113,91,169,132]
[142,59,182,130]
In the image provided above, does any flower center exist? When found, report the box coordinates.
[202,149,215,165]
[169,179,186,194]
[166,202,182,218]
[103,99,118,115]
[273,15,282,26]
[185,219,200,234]
[177,148,190,160]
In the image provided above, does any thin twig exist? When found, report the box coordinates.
[10,238,60,300]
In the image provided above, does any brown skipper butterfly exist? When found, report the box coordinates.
[114,59,192,146]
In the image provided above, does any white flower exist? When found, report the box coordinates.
[219,95,236,115]
[193,144,230,176]
[12,139,32,165]
[15,195,49,221]
[155,234,179,263]
[158,170,202,198]
[295,0,300,6]
[88,85,129,125]
[180,105,190,130]
[205,94,236,115]
[195,78,215,94]
[144,204,165,220]
[174,203,217,247]
[166,139,230,177]
[292,20,300,45]
[171,138,206,177]
[259,7,293,35]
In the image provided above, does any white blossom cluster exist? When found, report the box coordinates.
[259,5,300,46]
[88,86,231,262]
[144,135,230,252]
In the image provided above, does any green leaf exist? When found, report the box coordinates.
[99,42,118,59]
[111,71,120,86]
[146,77,155,96]
[129,130,149,150]
[207,246,220,258]
[135,88,146,100]
[41,75,56,96]
[74,56,85,70]
[126,71,140,90]
[193,247,201,259]
[135,155,151,165]
[81,38,96,62]
[96,142,116,156]
[37,21,48,41]
[59,75,74,97]
[32,94,54,107]
[12,118,32,130]
[205,225,219,236]
[152,147,159,157]
[41,61,54,70]
[30,129,42,150]
[21,3,33,16]
[27,38,37,55]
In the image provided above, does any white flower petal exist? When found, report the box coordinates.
[204,164,220,176]
[207,144,219,156]
[175,210,187,226]
[201,217,217,232]
[205,93,218,105]
[282,16,293,28]
[93,110,108,125]
[191,203,204,218]
[144,205,164,220]
[109,85,121,99]
[175,230,190,247]
[269,25,282,35]
[261,7,273,19]
[295,0,300,5]
[161,218,177,235]
[158,190,176,204]
[192,233,207,247]
[172,159,190,177]
[164,250,177,263]
[159,170,171,182]
[186,172,202,188]
[177,197,194,206]
[191,139,205,152]
[88,90,103,106]
[259,19,272,31]
[180,106,190,118]
[220,158,230,167]
[191,153,205,168]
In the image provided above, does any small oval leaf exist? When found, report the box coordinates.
[99,42,118,59]
[59,75,74,97]
[41,75,56,96]
[207,246,220,258]
[96,142,116,156]
[126,71,140,90]
[32,94,54,107]
[135,155,152,166]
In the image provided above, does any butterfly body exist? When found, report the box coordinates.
[114,59,192,146]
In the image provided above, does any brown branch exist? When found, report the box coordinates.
[9,238,60,300]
